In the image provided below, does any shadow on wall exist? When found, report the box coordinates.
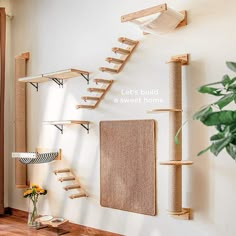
[185,60,213,222]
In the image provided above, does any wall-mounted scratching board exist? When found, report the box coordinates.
[12,148,62,164]
[99,37,139,74]
[18,68,90,91]
[53,168,88,199]
[100,120,156,216]
[76,79,113,109]
[149,54,193,220]
[121,3,187,35]
[15,52,30,188]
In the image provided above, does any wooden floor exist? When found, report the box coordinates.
[0,214,122,236]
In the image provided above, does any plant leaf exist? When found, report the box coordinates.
[193,105,213,120]
[226,61,236,72]
[201,111,236,126]
[214,93,235,109]
[226,143,236,160]
[210,133,225,141]
[222,74,231,86]
[197,145,211,156]
[174,120,188,144]
[198,86,223,96]
[210,136,233,156]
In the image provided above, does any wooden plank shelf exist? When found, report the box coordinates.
[99,67,119,73]
[147,108,182,113]
[53,168,71,174]
[64,184,81,191]
[69,192,87,199]
[106,57,125,64]
[76,105,96,109]
[121,4,187,35]
[58,176,76,182]
[159,161,193,166]
[77,80,113,109]
[18,68,90,91]
[44,120,90,134]
[118,37,139,46]
[81,96,100,102]
[53,168,88,200]
[112,47,130,55]
[94,79,113,84]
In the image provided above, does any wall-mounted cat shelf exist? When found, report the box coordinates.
[53,168,88,199]
[44,120,90,134]
[99,37,139,74]
[12,148,62,164]
[148,54,193,220]
[18,68,90,91]
[77,79,113,109]
[121,3,187,35]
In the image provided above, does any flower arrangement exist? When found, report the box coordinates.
[24,184,47,227]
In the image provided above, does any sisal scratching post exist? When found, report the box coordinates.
[15,52,30,188]
[154,54,193,220]
[168,61,182,213]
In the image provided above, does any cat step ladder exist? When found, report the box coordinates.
[99,37,139,74]
[53,168,88,199]
[76,79,113,109]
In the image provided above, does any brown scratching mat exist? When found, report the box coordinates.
[100,120,156,215]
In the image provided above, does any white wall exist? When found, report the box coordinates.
[6,0,236,235]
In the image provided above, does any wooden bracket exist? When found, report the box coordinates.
[176,11,187,28]
[15,52,30,60]
[167,54,189,65]
[168,208,192,220]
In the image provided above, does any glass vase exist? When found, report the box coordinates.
[28,199,39,227]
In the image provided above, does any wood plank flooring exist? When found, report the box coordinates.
[0,214,122,236]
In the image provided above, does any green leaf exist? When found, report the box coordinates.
[214,93,235,109]
[210,136,233,156]
[226,143,236,160]
[201,110,236,126]
[174,120,188,144]
[193,105,213,120]
[198,86,223,96]
[222,74,231,86]
[215,124,226,132]
[210,132,225,141]
[226,61,236,72]
[197,145,211,156]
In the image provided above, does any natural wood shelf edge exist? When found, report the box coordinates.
[147,108,182,113]
[159,161,193,166]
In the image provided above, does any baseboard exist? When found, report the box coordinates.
[5,207,123,236]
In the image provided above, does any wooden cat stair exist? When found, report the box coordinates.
[77,37,138,109]
[76,79,113,109]
[99,37,139,74]
[53,168,88,199]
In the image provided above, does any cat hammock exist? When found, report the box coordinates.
[121,3,187,35]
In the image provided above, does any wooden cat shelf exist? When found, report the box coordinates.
[44,120,90,134]
[99,37,139,74]
[53,168,88,199]
[121,3,187,35]
[77,79,113,109]
[12,148,62,164]
[18,68,90,91]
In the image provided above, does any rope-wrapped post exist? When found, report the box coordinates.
[15,52,30,188]
[168,61,182,213]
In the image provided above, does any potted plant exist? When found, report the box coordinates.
[193,61,236,160]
